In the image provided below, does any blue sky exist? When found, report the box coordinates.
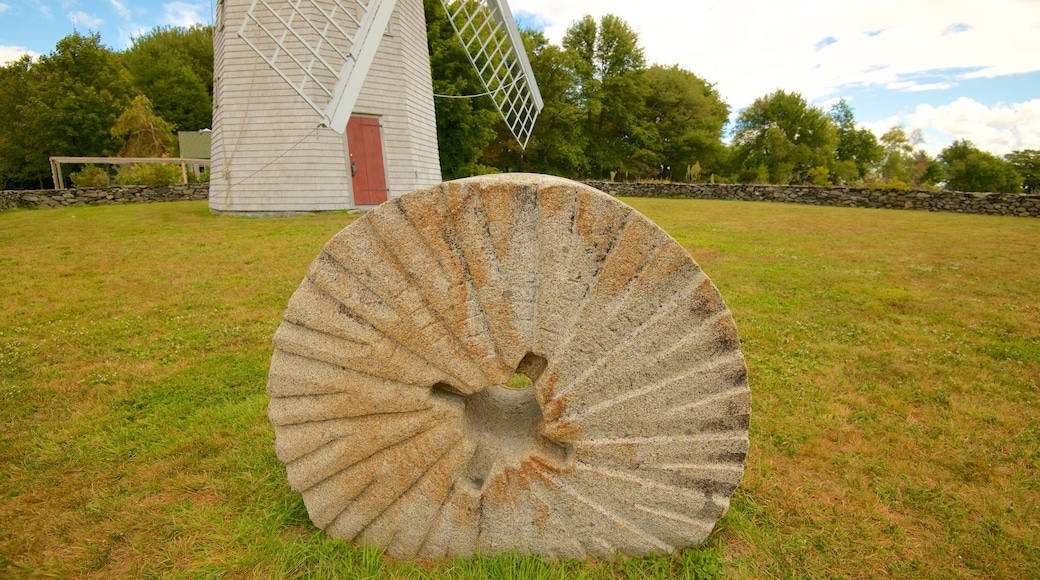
[0,1,211,55]
[512,0,1040,157]
[2,0,1038,157]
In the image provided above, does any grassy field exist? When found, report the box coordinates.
[1,198,1037,578]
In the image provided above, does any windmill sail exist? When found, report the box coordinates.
[236,0,542,148]
[440,0,543,148]
[237,0,398,132]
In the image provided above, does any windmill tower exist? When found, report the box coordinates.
[210,0,542,215]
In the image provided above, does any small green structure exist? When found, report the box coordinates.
[178,129,211,160]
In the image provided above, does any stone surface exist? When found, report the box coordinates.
[267,174,751,560]
[5,181,1037,218]
[0,184,208,211]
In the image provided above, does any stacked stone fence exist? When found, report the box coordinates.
[3,181,1038,218]
[1,183,209,211]
[584,181,1039,218]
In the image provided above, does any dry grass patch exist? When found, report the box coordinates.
[1,198,1038,578]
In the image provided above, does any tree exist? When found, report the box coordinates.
[16,33,136,188]
[1005,149,1039,194]
[480,29,588,176]
[829,99,882,184]
[877,126,941,188]
[641,65,729,181]
[731,90,837,184]
[123,25,214,131]
[939,140,1021,193]
[424,0,500,179]
[111,95,178,157]
[0,56,35,188]
[562,14,652,179]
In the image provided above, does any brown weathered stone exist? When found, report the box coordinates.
[268,174,751,559]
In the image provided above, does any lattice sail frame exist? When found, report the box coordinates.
[441,0,543,148]
[237,0,396,132]
[236,0,542,149]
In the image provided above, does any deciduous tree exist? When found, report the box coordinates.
[642,65,729,181]
[829,99,882,184]
[111,95,178,158]
[424,0,500,179]
[563,14,651,179]
[481,30,587,176]
[940,140,1021,193]
[877,126,941,188]
[17,33,136,187]
[731,90,836,184]
[1005,149,1039,194]
[123,25,214,132]
[0,56,35,188]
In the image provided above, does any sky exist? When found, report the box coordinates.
[1,0,1038,157]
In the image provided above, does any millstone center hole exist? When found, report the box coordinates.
[504,372,533,389]
[459,353,571,489]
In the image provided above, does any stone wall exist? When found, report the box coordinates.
[0,184,209,211]
[584,181,1040,218]
[4,181,1038,218]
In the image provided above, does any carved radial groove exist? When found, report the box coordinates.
[267,174,751,560]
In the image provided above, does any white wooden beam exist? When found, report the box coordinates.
[322,0,399,133]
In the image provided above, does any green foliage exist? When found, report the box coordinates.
[115,162,183,186]
[0,56,35,189]
[425,0,500,180]
[1005,149,1039,194]
[562,14,653,178]
[1,33,134,189]
[0,28,209,189]
[876,126,940,188]
[481,30,588,177]
[111,95,178,158]
[69,165,112,188]
[686,162,703,182]
[731,90,837,184]
[642,65,729,181]
[123,25,214,131]
[830,99,883,184]
[939,139,1022,193]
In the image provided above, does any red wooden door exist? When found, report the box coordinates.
[346,115,388,205]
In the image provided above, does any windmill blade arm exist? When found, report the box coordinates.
[322,0,399,133]
[442,0,543,149]
[487,0,542,111]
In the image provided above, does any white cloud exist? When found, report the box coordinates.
[510,0,1040,107]
[68,11,104,29]
[34,0,52,18]
[163,2,208,27]
[0,45,35,65]
[911,98,1040,156]
[0,3,10,15]
[110,0,132,21]
[886,81,954,92]
[862,98,1040,156]
[107,0,149,48]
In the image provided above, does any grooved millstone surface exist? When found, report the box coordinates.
[267,174,751,560]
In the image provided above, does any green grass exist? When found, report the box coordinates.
[1,199,1038,578]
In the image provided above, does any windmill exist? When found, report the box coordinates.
[209,0,542,215]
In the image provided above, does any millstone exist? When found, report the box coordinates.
[267,174,751,560]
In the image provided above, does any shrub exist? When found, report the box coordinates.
[70,165,111,188]
[189,166,210,184]
[115,163,182,186]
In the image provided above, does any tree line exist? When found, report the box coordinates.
[0,27,212,189]
[427,5,1037,194]
[1,9,1037,195]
